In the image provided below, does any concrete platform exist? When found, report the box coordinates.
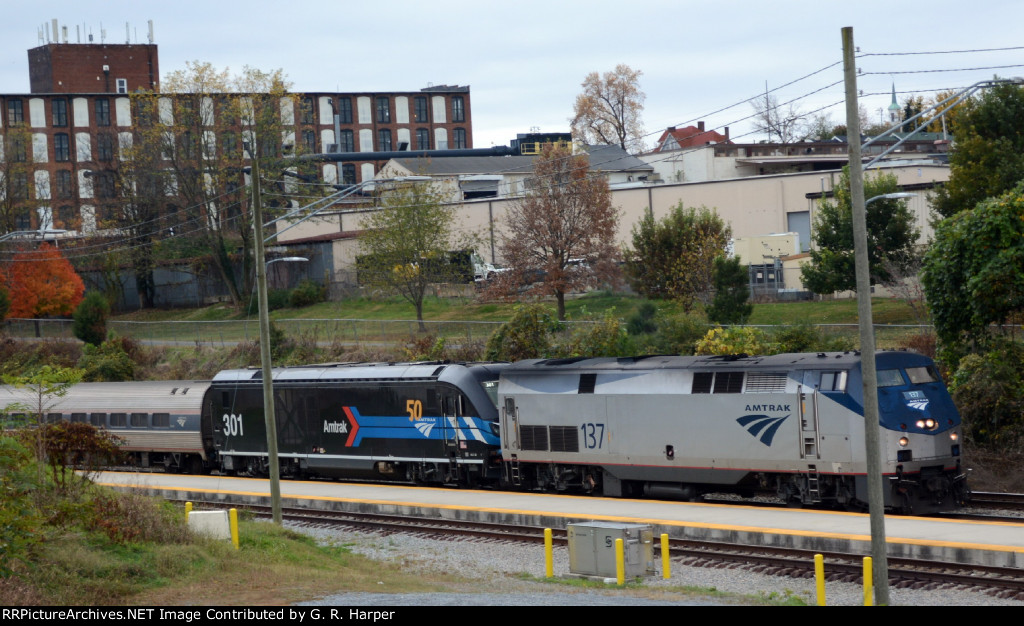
[97,471,1024,569]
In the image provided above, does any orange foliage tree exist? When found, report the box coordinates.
[5,243,85,318]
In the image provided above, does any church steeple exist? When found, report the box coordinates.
[888,83,901,123]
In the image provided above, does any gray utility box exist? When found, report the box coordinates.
[567,522,656,579]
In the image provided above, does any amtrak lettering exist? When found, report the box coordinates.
[323,420,348,434]
[744,404,791,412]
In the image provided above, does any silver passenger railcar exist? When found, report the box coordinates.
[498,351,968,513]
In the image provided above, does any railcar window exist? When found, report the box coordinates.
[152,413,170,427]
[130,413,148,427]
[89,413,106,426]
[877,369,906,387]
[481,380,499,407]
[45,413,63,423]
[820,371,848,391]
[71,413,87,423]
[109,413,127,427]
[906,366,939,384]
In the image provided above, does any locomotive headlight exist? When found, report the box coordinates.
[898,436,909,447]
[924,418,936,429]
[915,420,925,429]
[950,432,958,442]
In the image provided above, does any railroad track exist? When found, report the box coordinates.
[181,499,1024,601]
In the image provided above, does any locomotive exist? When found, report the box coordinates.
[0,351,969,513]
[499,351,968,513]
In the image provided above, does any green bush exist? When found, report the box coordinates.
[646,311,710,355]
[72,291,110,347]
[695,326,775,356]
[289,280,326,308]
[558,312,629,357]
[949,341,1024,445]
[0,436,43,576]
[78,340,135,382]
[485,304,562,361]
[626,302,658,335]
[770,323,855,353]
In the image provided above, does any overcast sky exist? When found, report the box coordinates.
[3,1,1021,149]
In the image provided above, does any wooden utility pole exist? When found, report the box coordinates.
[842,25,890,605]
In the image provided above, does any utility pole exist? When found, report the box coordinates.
[842,25,890,605]
[250,152,283,525]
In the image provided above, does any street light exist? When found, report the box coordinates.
[265,256,309,289]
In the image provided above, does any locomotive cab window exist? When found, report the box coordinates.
[906,366,939,384]
[877,369,906,387]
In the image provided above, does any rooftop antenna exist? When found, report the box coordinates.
[148,20,154,44]
[37,26,44,45]
[100,22,106,43]
[76,25,80,43]
[125,22,130,44]
[51,19,58,43]
[62,26,68,43]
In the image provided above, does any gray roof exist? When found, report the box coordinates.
[582,144,655,172]
[389,144,654,177]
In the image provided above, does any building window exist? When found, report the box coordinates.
[302,129,316,153]
[95,99,111,126]
[342,163,356,185]
[338,129,354,153]
[378,129,392,152]
[414,96,429,123]
[55,170,73,198]
[416,128,430,151]
[52,99,68,127]
[11,172,29,199]
[15,209,31,230]
[57,205,75,229]
[376,97,390,123]
[7,135,27,162]
[301,97,315,124]
[94,171,116,199]
[97,134,114,162]
[54,133,71,162]
[7,100,23,125]
[221,131,238,157]
[453,128,467,149]
[452,96,465,122]
[116,78,128,94]
[335,97,352,124]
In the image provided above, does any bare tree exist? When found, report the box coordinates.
[570,64,646,153]
[750,91,807,143]
[487,145,620,320]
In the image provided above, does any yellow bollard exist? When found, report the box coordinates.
[661,534,670,580]
[863,556,873,606]
[185,501,192,521]
[814,554,826,606]
[615,538,625,586]
[544,528,553,578]
[230,508,239,550]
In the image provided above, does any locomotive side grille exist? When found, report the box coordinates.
[713,372,745,394]
[520,425,548,451]
[745,373,788,393]
[549,426,579,452]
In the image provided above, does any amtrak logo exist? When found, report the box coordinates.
[907,399,930,411]
[414,420,436,437]
[737,414,790,446]
[176,417,186,428]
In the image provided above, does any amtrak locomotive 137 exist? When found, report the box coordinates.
[1,351,968,513]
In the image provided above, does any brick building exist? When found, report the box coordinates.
[0,39,472,235]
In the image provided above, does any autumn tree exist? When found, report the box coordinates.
[3,243,85,318]
[127,62,321,307]
[931,81,1024,219]
[623,203,731,311]
[358,180,472,331]
[570,64,646,153]
[800,168,919,295]
[489,144,620,321]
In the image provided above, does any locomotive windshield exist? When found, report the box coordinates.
[481,380,499,408]
[876,369,906,387]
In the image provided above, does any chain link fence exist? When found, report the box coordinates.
[4,317,934,351]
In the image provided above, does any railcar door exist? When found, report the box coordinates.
[441,392,460,458]
[798,384,821,460]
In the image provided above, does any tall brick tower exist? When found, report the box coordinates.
[27,20,158,94]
